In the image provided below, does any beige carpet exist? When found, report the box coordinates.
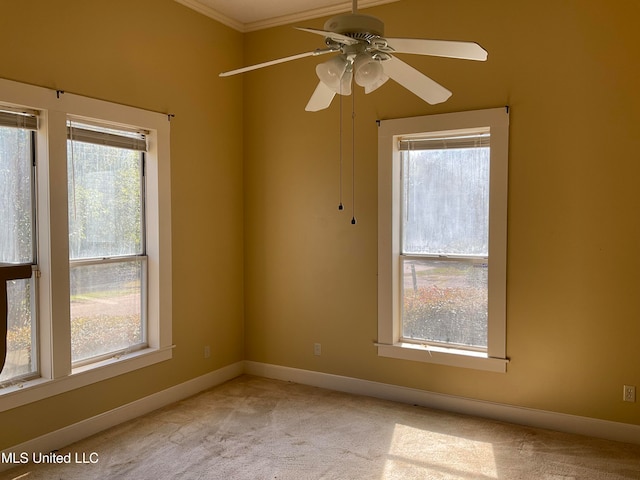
[2,375,640,480]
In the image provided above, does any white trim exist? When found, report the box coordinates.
[174,0,244,31]
[244,361,640,446]
[174,0,401,33]
[377,107,509,370]
[375,343,508,373]
[0,362,243,472]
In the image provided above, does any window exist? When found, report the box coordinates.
[377,108,509,372]
[0,78,172,410]
[0,108,37,384]
[67,121,147,365]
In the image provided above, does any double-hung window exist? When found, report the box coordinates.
[377,108,509,372]
[0,107,38,384]
[0,78,172,410]
[67,121,147,365]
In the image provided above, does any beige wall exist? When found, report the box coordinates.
[0,0,244,449]
[243,0,640,425]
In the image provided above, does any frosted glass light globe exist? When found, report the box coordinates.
[316,56,352,95]
[354,54,384,88]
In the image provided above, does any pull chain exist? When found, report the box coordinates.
[338,84,344,211]
[351,90,357,225]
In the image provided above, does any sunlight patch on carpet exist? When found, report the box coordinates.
[382,423,498,479]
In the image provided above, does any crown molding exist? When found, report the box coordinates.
[175,0,401,32]
[175,0,245,31]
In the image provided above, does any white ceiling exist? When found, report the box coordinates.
[175,0,401,32]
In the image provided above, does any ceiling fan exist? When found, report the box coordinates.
[219,0,488,111]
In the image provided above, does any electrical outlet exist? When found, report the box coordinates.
[623,385,636,403]
[204,345,211,359]
[314,343,321,356]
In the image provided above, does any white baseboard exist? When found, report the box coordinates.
[3,358,638,473]
[244,361,640,446]
[0,361,243,472]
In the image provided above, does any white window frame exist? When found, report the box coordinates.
[377,107,509,373]
[0,78,172,411]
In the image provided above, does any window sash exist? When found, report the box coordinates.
[67,135,146,260]
[400,255,489,351]
[0,270,38,385]
[399,145,490,257]
[69,255,148,366]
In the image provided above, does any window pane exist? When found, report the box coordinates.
[402,259,488,348]
[0,124,36,383]
[402,147,489,256]
[70,259,145,363]
[68,140,143,259]
[0,126,33,263]
[0,278,36,382]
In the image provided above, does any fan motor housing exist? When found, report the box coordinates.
[324,13,384,38]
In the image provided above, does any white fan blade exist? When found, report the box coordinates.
[383,56,452,104]
[305,81,337,111]
[386,38,488,61]
[220,48,336,77]
[296,27,360,46]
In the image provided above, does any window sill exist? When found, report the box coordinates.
[376,342,508,373]
[0,345,174,412]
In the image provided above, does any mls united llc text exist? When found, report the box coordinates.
[2,451,99,464]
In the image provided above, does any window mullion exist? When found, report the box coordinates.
[37,110,72,380]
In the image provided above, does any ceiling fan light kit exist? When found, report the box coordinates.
[219,1,488,110]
